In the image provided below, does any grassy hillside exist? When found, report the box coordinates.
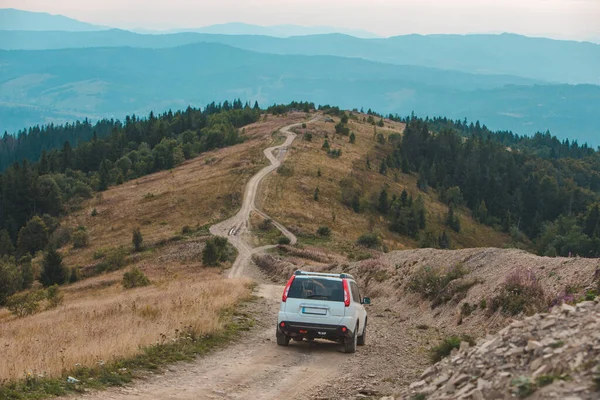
[259,113,510,254]
[0,113,307,388]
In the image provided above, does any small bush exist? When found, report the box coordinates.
[461,302,475,316]
[490,269,546,316]
[479,298,487,309]
[202,236,230,266]
[316,226,331,237]
[46,284,64,309]
[259,219,273,231]
[430,335,475,362]
[356,233,381,248]
[408,264,473,307]
[72,227,90,249]
[99,247,128,272]
[511,376,536,398]
[303,132,312,141]
[91,208,98,217]
[302,123,307,129]
[181,225,193,235]
[5,290,45,317]
[122,267,150,289]
[278,237,291,245]
[277,165,294,176]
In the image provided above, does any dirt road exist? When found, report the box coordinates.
[210,115,319,278]
[77,115,354,400]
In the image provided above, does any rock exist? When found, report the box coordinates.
[452,374,470,387]
[526,340,543,351]
[476,378,491,390]
[409,380,427,390]
[561,303,576,313]
[471,389,485,400]
[541,319,557,329]
[459,341,470,352]
[420,366,436,380]
[432,373,450,387]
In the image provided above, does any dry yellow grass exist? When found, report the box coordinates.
[260,113,509,252]
[0,267,250,381]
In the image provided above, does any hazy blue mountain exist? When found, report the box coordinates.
[0,8,108,31]
[1,43,598,143]
[2,30,599,85]
[139,22,380,38]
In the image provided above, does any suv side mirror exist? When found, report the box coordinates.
[361,297,371,305]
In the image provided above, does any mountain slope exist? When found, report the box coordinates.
[0,8,107,31]
[1,43,599,142]
[2,30,599,85]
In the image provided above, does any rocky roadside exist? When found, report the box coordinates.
[400,299,600,400]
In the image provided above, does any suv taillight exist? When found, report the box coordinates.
[342,279,351,307]
[282,275,295,302]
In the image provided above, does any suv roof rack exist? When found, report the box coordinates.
[294,270,355,280]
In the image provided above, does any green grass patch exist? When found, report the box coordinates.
[429,334,475,363]
[0,307,254,400]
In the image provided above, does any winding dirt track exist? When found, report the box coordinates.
[76,115,351,400]
[210,115,320,278]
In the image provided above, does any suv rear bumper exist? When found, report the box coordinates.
[278,321,354,340]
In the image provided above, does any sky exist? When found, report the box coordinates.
[1,0,599,41]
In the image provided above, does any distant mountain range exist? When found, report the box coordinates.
[0,8,379,38]
[1,42,599,143]
[1,29,599,85]
[132,22,380,38]
[0,8,109,31]
[1,8,599,144]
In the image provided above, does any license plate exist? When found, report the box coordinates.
[302,307,327,315]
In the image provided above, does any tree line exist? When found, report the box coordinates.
[389,115,600,257]
[0,101,263,250]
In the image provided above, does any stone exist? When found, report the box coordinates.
[532,364,549,378]
[460,341,471,352]
[476,378,491,390]
[526,340,543,351]
[542,319,557,329]
[432,373,450,387]
[454,383,474,397]
[561,303,576,313]
[470,389,485,400]
[420,366,436,380]
[452,374,470,386]
[409,380,427,390]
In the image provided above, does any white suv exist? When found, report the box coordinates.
[276,270,370,353]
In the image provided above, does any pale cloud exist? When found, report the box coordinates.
[0,0,598,40]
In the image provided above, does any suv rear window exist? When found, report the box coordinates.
[287,277,344,302]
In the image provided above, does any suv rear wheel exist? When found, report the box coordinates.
[357,320,366,346]
[343,323,358,353]
[276,327,290,346]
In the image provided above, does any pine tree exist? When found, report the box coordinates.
[314,187,320,201]
[349,132,356,144]
[378,189,389,214]
[352,194,361,213]
[322,139,330,151]
[132,227,143,252]
[379,160,387,175]
[366,157,371,169]
[98,159,110,191]
[0,229,14,256]
[438,231,450,249]
[40,248,67,287]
